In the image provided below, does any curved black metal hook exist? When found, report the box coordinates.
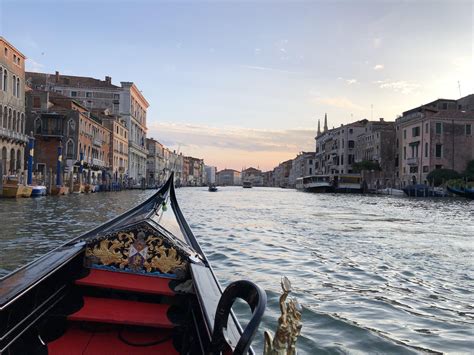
[209,280,267,355]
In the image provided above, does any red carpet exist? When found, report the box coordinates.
[48,324,178,355]
[76,269,175,296]
[68,296,175,328]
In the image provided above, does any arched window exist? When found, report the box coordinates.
[8,108,12,130]
[16,149,21,170]
[9,148,15,173]
[66,139,74,159]
[16,111,20,132]
[1,147,7,171]
[0,67,3,91]
[12,110,16,132]
[35,117,42,134]
[12,75,16,96]
[2,69,7,91]
[2,106,6,128]
[16,77,20,98]
[20,113,24,134]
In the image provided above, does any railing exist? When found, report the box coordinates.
[407,157,419,166]
[92,158,107,167]
[93,138,102,147]
[0,128,29,142]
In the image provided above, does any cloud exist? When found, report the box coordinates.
[26,59,44,72]
[254,48,261,54]
[146,122,316,170]
[240,65,301,75]
[373,37,382,48]
[346,79,357,85]
[312,96,365,111]
[373,64,384,71]
[377,80,421,95]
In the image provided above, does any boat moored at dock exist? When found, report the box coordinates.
[296,175,334,193]
[333,174,363,193]
[243,181,252,188]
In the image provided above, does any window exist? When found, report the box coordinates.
[435,144,442,158]
[435,122,443,134]
[403,129,406,139]
[12,75,16,96]
[409,166,418,173]
[71,91,77,97]
[425,122,429,133]
[4,48,7,56]
[349,128,353,134]
[423,166,429,173]
[2,69,6,91]
[86,92,92,98]
[442,103,448,110]
[0,67,2,90]
[435,165,443,170]
[425,142,428,157]
[348,140,355,149]
[466,124,472,135]
[403,146,406,159]
[114,94,120,100]
[412,126,420,137]
[33,96,41,108]
[16,77,20,98]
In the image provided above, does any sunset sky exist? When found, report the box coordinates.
[1,0,472,171]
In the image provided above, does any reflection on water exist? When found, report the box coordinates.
[1,188,473,354]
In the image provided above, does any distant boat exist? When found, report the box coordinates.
[296,175,334,193]
[243,181,252,188]
[334,174,363,193]
[2,178,32,198]
[208,184,218,192]
[447,185,474,199]
[31,185,47,197]
[403,184,446,197]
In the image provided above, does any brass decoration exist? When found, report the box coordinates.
[264,277,302,355]
[84,222,189,278]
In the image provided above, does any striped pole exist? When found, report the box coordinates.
[56,145,62,186]
[27,136,35,185]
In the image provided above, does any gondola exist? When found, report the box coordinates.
[0,173,267,354]
[447,185,474,199]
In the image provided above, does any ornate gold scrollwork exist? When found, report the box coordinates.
[264,277,302,355]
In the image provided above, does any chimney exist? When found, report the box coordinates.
[55,71,59,82]
[105,76,112,85]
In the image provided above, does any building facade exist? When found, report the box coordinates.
[146,138,165,186]
[216,169,241,186]
[396,105,474,185]
[242,167,263,186]
[288,152,315,187]
[25,72,149,183]
[205,165,216,185]
[0,37,28,177]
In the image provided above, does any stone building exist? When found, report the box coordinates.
[242,167,263,186]
[315,114,367,175]
[273,159,293,188]
[355,119,396,185]
[0,37,28,176]
[396,100,474,185]
[94,109,128,181]
[216,169,241,186]
[182,156,205,186]
[25,71,149,183]
[205,165,216,185]
[25,91,111,183]
[288,152,315,188]
[262,170,274,187]
[146,138,165,186]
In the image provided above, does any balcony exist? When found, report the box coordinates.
[92,158,107,167]
[407,157,419,166]
[93,137,102,147]
[0,128,29,143]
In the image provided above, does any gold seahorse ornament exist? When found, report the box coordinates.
[264,277,302,355]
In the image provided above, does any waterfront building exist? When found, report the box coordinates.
[146,138,165,186]
[205,165,216,185]
[216,169,241,186]
[273,159,293,188]
[25,72,149,183]
[315,114,367,175]
[262,170,274,187]
[241,167,263,186]
[95,109,128,181]
[0,37,28,177]
[396,96,474,185]
[168,149,183,185]
[288,152,315,188]
[25,91,111,182]
[355,119,396,186]
[183,156,205,186]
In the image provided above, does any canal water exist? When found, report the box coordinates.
[0,188,473,354]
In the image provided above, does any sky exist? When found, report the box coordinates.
[1,0,472,171]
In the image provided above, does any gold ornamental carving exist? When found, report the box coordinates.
[264,277,302,355]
